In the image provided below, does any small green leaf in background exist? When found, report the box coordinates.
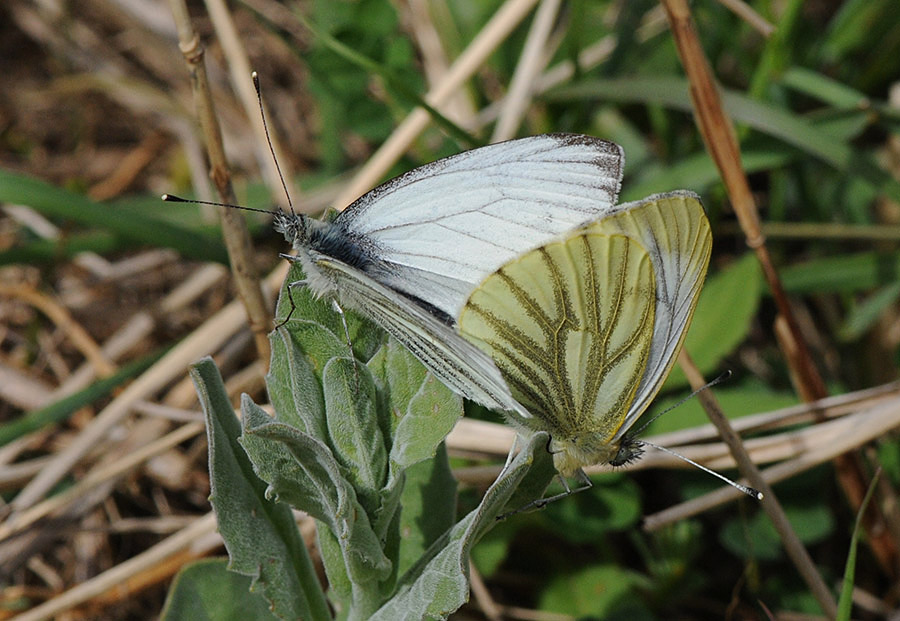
[161,558,276,621]
[666,252,763,389]
[470,518,522,579]
[539,564,653,619]
[719,503,835,561]
[542,474,642,541]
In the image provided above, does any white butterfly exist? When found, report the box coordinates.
[275,134,624,417]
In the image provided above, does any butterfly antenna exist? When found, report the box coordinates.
[252,72,295,218]
[636,440,763,500]
[163,73,294,219]
[160,193,276,214]
[630,370,732,439]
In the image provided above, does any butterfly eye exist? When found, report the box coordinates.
[609,439,644,468]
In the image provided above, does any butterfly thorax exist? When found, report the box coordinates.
[547,429,645,477]
[274,210,384,294]
[549,434,621,478]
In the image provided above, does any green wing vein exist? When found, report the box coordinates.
[460,230,656,443]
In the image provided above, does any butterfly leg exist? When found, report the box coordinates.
[330,300,354,353]
[496,468,593,521]
[274,278,307,328]
[330,299,361,391]
[532,469,593,509]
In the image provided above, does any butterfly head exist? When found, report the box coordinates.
[272,210,313,250]
[608,436,644,467]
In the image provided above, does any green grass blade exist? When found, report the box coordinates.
[780,67,870,108]
[779,251,900,294]
[0,169,228,263]
[836,469,881,620]
[0,231,122,265]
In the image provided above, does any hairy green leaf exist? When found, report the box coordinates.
[191,360,330,621]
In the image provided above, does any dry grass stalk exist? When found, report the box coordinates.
[169,0,272,364]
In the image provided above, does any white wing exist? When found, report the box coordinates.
[602,191,712,439]
[335,134,624,319]
[297,252,531,418]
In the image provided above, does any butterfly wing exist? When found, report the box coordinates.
[295,252,531,418]
[335,134,624,320]
[457,220,657,472]
[456,192,710,475]
[599,191,712,440]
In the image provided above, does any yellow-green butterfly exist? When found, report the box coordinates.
[458,191,712,478]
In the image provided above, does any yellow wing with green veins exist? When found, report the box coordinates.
[458,192,710,476]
